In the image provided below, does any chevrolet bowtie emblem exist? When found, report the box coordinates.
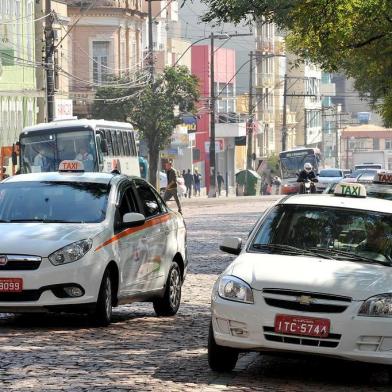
[298,295,313,305]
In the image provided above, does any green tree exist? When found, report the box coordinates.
[92,66,199,187]
[201,0,392,124]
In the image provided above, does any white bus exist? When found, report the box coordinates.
[19,119,140,176]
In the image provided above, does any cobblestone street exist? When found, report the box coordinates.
[0,197,391,391]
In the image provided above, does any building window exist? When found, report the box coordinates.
[373,138,380,150]
[92,41,110,84]
[386,139,392,150]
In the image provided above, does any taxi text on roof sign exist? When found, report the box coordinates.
[334,182,367,198]
[374,171,392,184]
[58,160,85,172]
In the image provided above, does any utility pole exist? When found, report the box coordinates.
[335,104,340,167]
[147,0,154,82]
[209,33,216,197]
[281,74,288,151]
[208,32,252,197]
[246,51,253,170]
[45,0,55,122]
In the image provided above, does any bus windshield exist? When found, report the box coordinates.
[280,150,319,179]
[20,128,97,173]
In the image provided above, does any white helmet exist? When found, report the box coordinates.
[304,163,312,172]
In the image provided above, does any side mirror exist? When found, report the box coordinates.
[122,212,145,228]
[101,139,108,154]
[11,151,18,166]
[220,237,242,255]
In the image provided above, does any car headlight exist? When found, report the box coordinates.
[49,239,92,266]
[358,294,392,317]
[218,275,254,304]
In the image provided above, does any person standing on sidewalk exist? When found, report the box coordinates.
[217,172,225,196]
[163,160,182,213]
[184,169,193,198]
[193,168,202,196]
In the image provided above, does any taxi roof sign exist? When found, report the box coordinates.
[334,182,367,198]
[374,171,392,185]
[58,160,85,173]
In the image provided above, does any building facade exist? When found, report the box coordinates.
[68,0,145,117]
[0,0,39,147]
[341,124,392,170]
[286,55,322,148]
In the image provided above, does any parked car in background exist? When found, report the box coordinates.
[315,168,344,192]
[342,169,351,178]
[324,170,392,200]
[345,169,379,183]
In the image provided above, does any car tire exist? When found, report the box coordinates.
[153,261,181,317]
[89,270,113,326]
[208,321,239,372]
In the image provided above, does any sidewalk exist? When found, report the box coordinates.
[178,193,282,206]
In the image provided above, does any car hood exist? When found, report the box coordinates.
[317,176,343,183]
[0,223,104,257]
[228,253,392,300]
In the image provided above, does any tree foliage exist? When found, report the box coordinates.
[92,66,199,186]
[200,0,392,125]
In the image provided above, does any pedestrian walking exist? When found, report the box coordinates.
[184,169,193,198]
[163,160,182,213]
[193,168,201,196]
[217,172,225,196]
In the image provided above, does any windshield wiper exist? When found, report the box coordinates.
[251,243,333,259]
[308,247,391,267]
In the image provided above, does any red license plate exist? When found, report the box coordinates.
[274,314,330,338]
[0,278,23,293]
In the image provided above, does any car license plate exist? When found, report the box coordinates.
[274,314,330,338]
[0,278,23,293]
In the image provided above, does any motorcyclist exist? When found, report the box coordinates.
[297,163,318,193]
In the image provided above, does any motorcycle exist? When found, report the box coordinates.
[301,179,316,194]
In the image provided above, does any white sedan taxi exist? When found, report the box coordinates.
[0,161,187,325]
[209,182,392,372]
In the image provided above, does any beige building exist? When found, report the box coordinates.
[141,0,191,72]
[67,0,146,117]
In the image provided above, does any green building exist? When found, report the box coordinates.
[0,0,40,148]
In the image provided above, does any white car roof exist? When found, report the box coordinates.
[22,119,133,134]
[282,194,392,214]
[2,172,120,185]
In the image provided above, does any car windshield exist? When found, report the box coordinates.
[250,204,392,266]
[0,181,110,223]
[319,170,342,177]
[20,129,97,173]
[357,171,378,182]
[349,169,376,178]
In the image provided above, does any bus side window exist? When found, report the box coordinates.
[116,131,125,156]
[103,130,113,156]
[111,130,119,156]
[122,131,131,156]
[128,132,137,156]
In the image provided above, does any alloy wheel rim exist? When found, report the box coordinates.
[169,268,181,308]
[105,276,112,319]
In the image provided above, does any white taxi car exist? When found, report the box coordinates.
[209,182,392,371]
[0,161,187,326]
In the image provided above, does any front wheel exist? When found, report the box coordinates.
[89,270,113,326]
[153,261,182,316]
[208,321,239,372]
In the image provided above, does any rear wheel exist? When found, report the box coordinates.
[153,262,181,316]
[208,321,239,372]
[90,270,113,326]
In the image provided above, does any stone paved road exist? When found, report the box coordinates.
[0,197,391,391]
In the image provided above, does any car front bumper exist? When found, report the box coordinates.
[0,258,103,312]
[212,292,392,365]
